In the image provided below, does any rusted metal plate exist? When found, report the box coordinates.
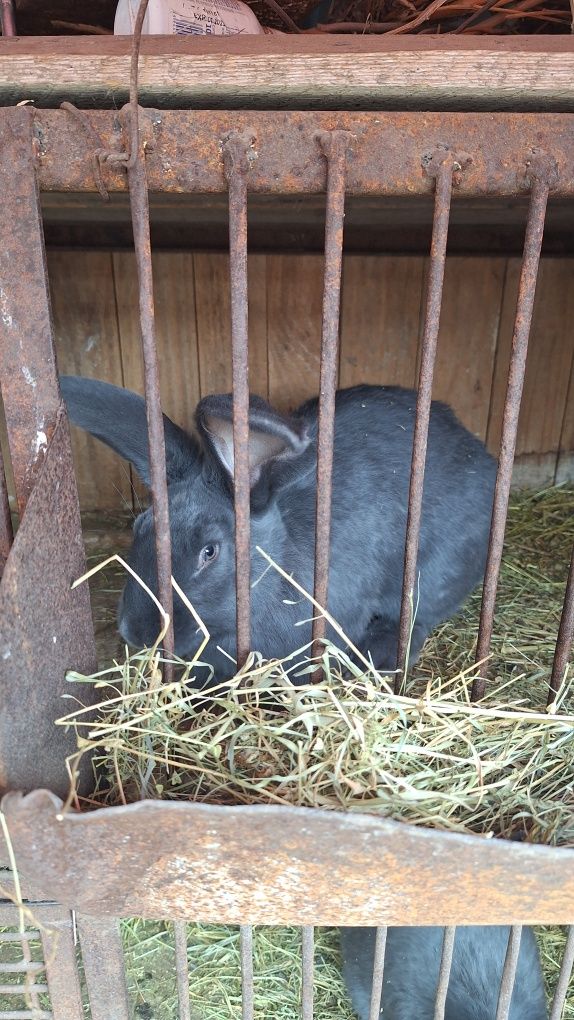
[0,415,97,799]
[0,106,63,516]
[3,790,574,927]
[27,109,574,197]
[39,905,85,1020]
[0,440,12,578]
[76,915,131,1020]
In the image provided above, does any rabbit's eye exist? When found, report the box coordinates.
[198,543,220,571]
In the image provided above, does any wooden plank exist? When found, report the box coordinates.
[487,258,574,486]
[429,257,506,441]
[4,790,574,926]
[113,251,201,505]
[267,254,323,412]
[1,36,574,110]
[339,256,423,391]
[194,253,268,401]
[49,251,132,511]
[557,350,574,486]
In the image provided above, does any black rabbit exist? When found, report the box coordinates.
[340,925,548,1020]
[61,377,496,682]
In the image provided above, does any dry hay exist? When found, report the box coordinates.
[59,486,574,1019]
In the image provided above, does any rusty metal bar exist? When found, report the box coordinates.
[40,908,84,1020]
[368,926,387,1020]
[25,111,574,198]
[433,926,456,1020]
[240,925,254,1020]
[0,107,62,515]
[0,0,16,36]
[312,130,350,658]
[0,439,12,577]
[301,925,314,1020]
[548,542,574,701]
[549,925,574,1020]
[396,155,454,690]
[173,920,191,1020]
[125,114,174,670]
[223,131,253,667]
[495,926,522,1020]
[472,157,555,700]
[76,914,130,1020]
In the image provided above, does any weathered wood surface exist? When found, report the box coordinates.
[1,37,574,109]
[3,789,574,925]
[32,251,574,510]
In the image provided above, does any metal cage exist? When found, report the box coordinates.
[0,80,574,1020]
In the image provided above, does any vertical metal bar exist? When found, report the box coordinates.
[472,158,555,700]
[240,925,254,1020]
[433,926,456,1020]
[40,907,84,1020]
[223,132,253,668]
[77,914,130,1020]
[548,543,574,702]
[173,920,191,1020]
[125,124,174,670]
[549,925,574,1020]
[312,130,350,659]
[0,107,62,515]
[0,0,16,36]
[0,438,12,576]
[301,925,314,1020]
[368,926,387,1020]
[495,926,522,1020]
[395,155,453,691]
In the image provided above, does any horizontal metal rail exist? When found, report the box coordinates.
[21,110,574,197]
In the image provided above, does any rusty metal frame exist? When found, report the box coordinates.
[0,23,574,1020]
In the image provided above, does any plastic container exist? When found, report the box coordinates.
[114,0,281,36]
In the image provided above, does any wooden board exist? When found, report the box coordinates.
[14,251,573,512]
[49,251,132,511]
[1,37,574,110]
[557,354,574,486]
[193,253,268,400]
[267,254,324,411]
[487,258,574,486]
[428,257,506,441]
[339,256,423,391]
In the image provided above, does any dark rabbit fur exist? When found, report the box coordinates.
[340,926,547,1020]
[61,376,496,682]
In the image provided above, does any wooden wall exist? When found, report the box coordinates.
[2,251,574,511]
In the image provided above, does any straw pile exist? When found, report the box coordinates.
[59,486,574,1020]
[66,486,574,845]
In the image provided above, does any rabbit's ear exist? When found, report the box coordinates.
[196,393,309,488]
[61,376,200,487]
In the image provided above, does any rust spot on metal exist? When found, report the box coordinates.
[472,160,554,700]
[0,0,16,36]
[396,153,454,689]
[0,415,97,799]
[0,107,61,516]
[3,790,574,926]
[312,130,351,661]
[27,111,574,197]
[222,131,256,668]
